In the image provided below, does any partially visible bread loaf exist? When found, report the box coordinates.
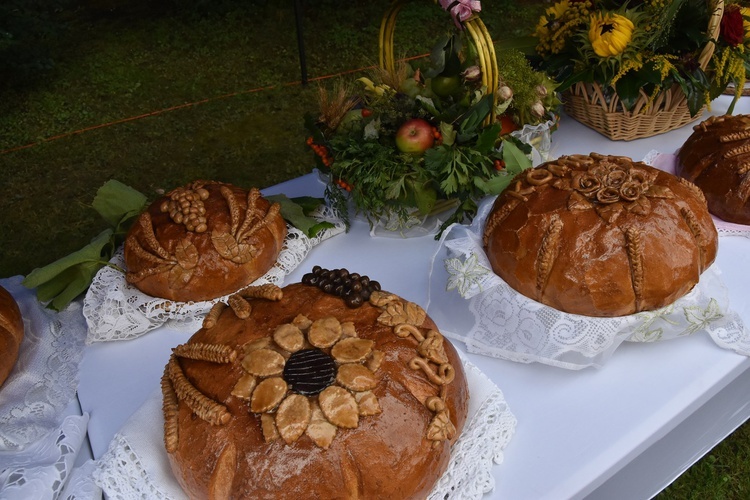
[483,153,718,317]
[0,285,24,388]
[124,181,287,302]
[162,267,469,499]
[677,114,750,225]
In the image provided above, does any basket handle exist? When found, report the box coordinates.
[378,0,500,123]
[699,0,724,70]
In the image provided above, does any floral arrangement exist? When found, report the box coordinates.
[305,3,559,235]
[533,0,750,116]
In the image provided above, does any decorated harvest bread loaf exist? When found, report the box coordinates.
[0,285,24,388]
[483,153,718,317]
[124,180,287,302]
[162,267,469,499]
[677,114,750,225]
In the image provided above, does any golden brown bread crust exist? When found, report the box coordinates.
[483,153,718,317]
[0,285,24,388]
[163,279,469,499]
[124,181,287,302]
[677,114,750,225]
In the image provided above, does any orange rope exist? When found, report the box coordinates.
[1,52,430,156]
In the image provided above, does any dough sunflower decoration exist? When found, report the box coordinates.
[231,310,385,449]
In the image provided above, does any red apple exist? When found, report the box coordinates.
[395,118,435,154]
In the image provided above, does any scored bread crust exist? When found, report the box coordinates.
[124,181,287,302]
[0,285,24,388]
[483,153,718,317]
[677,114,750,225]
[163,282,469,499]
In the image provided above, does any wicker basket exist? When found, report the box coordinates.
[562,0,724,141]
[379,0,498,124]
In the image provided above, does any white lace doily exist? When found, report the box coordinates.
[426,197,750,370]
[92,356,516,500]
[0,414,93,500]
[643,150,750,238]
[83,210,345,342]
[0,277,89,451]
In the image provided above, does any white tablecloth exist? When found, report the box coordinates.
[7,94,750,499]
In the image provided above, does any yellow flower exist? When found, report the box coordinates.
[536,0,571,34]
[589,12,635,58]
[742,7,750,42]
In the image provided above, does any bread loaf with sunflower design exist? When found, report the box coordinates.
[124,180,287,302]
[162,267,469,499]
[483,153,718,317]
[677,114,750,225]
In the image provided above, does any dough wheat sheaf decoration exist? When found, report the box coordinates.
[162,273,458,454]
[699,115,750,176]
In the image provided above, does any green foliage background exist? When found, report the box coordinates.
[0,1,748,497]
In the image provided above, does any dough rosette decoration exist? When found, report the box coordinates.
[565,157,673,222]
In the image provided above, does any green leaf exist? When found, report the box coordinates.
[92,180,147,229]
[416,95,440,117]
[48,260,106,311]
[475,171,517,195]
[35,266,83,303]
[406,178,437,214]
[23,229,115,310]
[426,34,452,78]
[265,194,335,238]
[458,94,493,136]
[615,73,643,112]
[681,68,711,116]
[22,229,114,289]
[475,123,502,154]
[439,122,457,146]
[555,67,595,93]
[501,139,532,172]
[424,145,452,174]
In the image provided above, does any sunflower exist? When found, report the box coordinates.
[589,12,635,58]
[535,0,591,55]
[535,0,571,39]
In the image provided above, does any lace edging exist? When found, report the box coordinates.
[429,362,517,499]
[93,433,171,500]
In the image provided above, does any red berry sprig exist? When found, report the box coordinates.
[431,126,443,145]
[306,137,333,168]
[336,178,353,192]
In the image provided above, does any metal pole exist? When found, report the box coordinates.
[293,0,308,84]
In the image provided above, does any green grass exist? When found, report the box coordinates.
[1,1,748,497]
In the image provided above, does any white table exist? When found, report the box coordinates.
[78,95,750,499]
